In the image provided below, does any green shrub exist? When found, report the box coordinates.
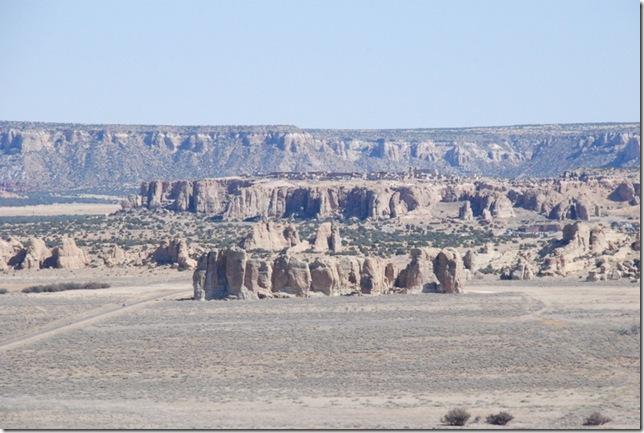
[486,411,514,425]
[22,282,110,293]
[583,412,611,426]
[441,408,471,426]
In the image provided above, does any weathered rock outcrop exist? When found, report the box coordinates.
[0,238,24,270]
[586,259,640,282]
[239,220,301,251]
[51,238,88,269]
[193,247,465,301]
[433,248,465,293]
[466,190,515,219]
[20,237,51,270]
[312,222,342,252]
[458,201,474,220]
[395,248,440,293]
[609,181,640,203]
[462,249,477,272]
[135,178,436,221]
[501,257,535,280]
[540,222,615,276]
[271,255,311,297]
[548,195,597,221]
[152,238,197,270]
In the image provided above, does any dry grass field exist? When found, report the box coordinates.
[0,271,639,429]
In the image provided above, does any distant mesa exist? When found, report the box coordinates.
[0,121,639,190]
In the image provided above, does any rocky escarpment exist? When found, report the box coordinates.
[0,121,639,190]
[131,178,438,221]
[192,246,468,301]
[128,168,639,223]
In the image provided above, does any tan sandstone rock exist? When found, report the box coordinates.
[240,220,301,252]
[51,237,88,269]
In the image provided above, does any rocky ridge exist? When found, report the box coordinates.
[0,121,639,190]
[127,169,639,223]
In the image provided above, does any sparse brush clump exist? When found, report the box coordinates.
[616,324,640,336]
[21,282,110,293]
[486,411,514,425]
[0,288,8,294]
[583,412,612,426]
[441,408,471,426]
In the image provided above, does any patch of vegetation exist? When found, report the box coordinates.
[583,412,611,426]
[21,282,111,293]
[479,264,497,275]
[485,411,514,425]
[616,324,640,336]
[0,288,8,294]
[441,408,471,426]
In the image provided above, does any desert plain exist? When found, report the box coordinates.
[0,265,639,429]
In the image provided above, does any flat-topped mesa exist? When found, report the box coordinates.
[132,178,438,221]
[0,121,639,190]
[125,167,640,222]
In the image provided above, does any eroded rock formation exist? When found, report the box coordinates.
[194,246,467,300]
[152,238,197,270]
[239,220,301,251]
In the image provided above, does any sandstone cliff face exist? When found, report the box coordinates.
[193,247,467,301]
[20,237,50,270]
[51,238,88,269]
[134,178,439,221]
[312,222,342,252]
[433,248,466,293]
[1,121,638,190]
[129,166,638,224]
[239,220,301,251]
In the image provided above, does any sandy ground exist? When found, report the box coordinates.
[0,202,121,216]
[0,269,639,429]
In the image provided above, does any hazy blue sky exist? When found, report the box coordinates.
[0,0,639,128]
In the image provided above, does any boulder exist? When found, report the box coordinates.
[104,244,128,267]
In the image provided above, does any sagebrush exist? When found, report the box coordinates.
[583,412,611,426]
[22,282,110,293]
[486,411,514,425]
[441,408,471,426]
